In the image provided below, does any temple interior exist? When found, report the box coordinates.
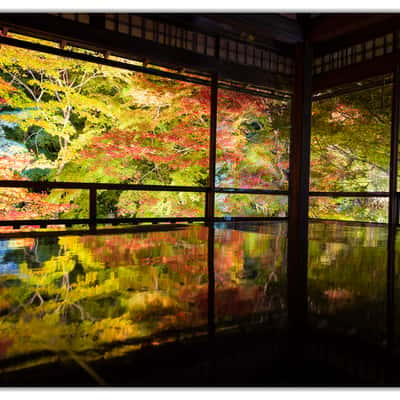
[1,13,400,386]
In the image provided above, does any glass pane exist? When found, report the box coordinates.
[0,36,209,185]
[309,196,388,223]
[96,190,205,218]
[216,88,290,190]
[311,78,391,192]
[0,188,89,221]
[0,33,210,222]
[215,194,288,218]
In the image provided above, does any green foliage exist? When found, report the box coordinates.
[0,35,291,221]
[310,83,392,222]
[1,34,392,223]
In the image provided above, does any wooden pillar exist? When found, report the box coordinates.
[205,41,219,381]
[89,187,97,230]
[385,65,400,381]
[287,40,313,335]
[389,65,400,227]
[206,73,218,222]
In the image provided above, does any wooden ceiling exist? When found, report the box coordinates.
[138,13,400,58]
[2,12,400,92]
[2,12,400,57]
[154,13,400,49]
[149,14,304,48]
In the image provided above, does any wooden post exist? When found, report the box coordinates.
[89,187,97,230]
[385,64,400,382]
[287,40,313,337]
[389,64,400,227]
[206,72,218,222]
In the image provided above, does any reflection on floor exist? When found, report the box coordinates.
[0,221,399,386]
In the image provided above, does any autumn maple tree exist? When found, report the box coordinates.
[0,33,292,221]
[310,83,391,222]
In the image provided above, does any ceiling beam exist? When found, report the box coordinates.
[310,13,400,56]
[0,13,293,91]
[313,51,399,92]
[201,14,302,45]
[140,13,298,55]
